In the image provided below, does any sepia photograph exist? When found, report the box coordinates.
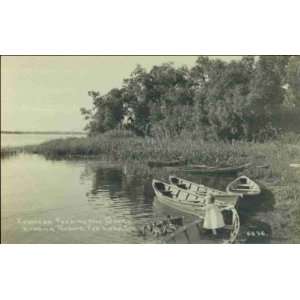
[1,1,300,300]
[1,55,300,244]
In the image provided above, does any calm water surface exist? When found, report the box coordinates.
[1,133,85,147]
[2,154,166,243]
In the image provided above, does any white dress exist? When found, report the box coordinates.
[203,203,225,230]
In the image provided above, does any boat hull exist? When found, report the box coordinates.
[182,163,251,175]
[154,195,206,217]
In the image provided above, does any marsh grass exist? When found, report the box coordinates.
[22,131,251,164]
[1,146,23,159]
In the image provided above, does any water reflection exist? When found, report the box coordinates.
[81,162,158,231]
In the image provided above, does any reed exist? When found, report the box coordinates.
[1,146,21,159]
[20,130,300,170]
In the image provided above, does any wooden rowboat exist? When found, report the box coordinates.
[226,175,261,196]
[163,206,240,244]
[148,159,187,168]
[169,175,241,206]
[152,179,233,217]
[182,163,251,175]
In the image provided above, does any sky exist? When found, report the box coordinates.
[1,56,240,132]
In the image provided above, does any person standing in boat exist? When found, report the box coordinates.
[203,193,225,235]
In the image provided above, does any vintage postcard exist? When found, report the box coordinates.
[1,55,300,244]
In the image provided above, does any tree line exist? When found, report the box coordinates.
[81,56,300,141]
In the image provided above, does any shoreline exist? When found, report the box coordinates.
[2,132,300,243]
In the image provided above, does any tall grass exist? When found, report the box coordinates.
[21,129,300,175]
[24,129,251,164]
[1,147,21,159]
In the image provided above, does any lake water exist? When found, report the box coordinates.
[1,134,273,243]
[1,133,86,147]
[2,153,165,243]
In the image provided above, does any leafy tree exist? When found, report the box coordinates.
[244,56,286,139]
[287,56,300,106]
[191,57,254,140]
[81,55,292,141]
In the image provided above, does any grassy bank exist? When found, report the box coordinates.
[17,130,269,164]
[1,146,23,159]
[2,129,300,242]
[17,129,300,168]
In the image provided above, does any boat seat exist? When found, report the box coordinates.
[236,185,250,189]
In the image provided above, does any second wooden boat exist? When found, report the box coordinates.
[169,175,241,206]
[152,179,233,217]
[226,175,261,196]
[182,163,251,175]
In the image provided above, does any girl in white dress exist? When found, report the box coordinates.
[203,193,225,235]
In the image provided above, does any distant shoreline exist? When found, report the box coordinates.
[1,131,86,135]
